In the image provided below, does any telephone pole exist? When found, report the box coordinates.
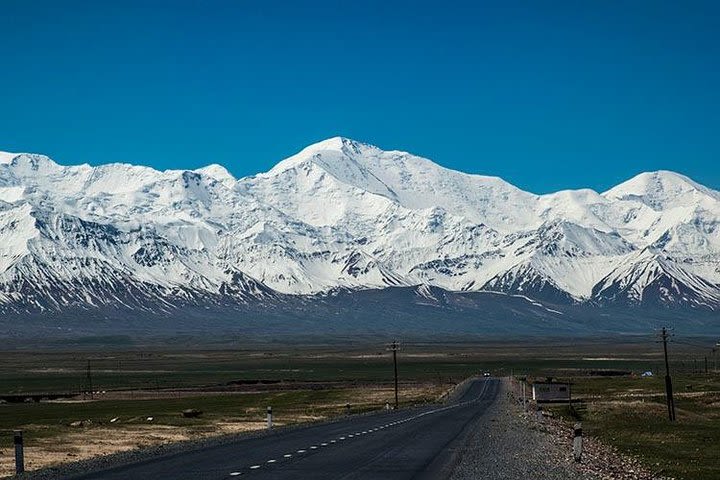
[658,327,675,421]
[387,340,400,409]
[86,360,93,400]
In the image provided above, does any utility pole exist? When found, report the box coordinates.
[387,340,400,409]
[705,356,708,375]
[86,360,93,400]
[658,327,676,421]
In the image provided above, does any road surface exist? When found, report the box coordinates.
[70,378,500,480]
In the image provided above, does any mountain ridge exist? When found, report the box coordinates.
[1,137,719,321]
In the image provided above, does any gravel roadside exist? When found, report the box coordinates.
[451,378,672,480]
[450,378,600,480]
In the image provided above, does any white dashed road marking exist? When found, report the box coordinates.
[229,380,491,478]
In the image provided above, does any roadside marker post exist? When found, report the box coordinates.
[573,422,583,462]
[14,430,25,475]
[267,406,273,429]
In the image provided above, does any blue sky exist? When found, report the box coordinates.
[1,1,719,193]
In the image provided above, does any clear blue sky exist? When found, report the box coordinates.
[2,1,719,193]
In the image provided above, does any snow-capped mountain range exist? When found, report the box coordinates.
[1,137,720,317]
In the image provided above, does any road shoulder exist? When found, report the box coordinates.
[451,378,674,480]
[450,378,599,480]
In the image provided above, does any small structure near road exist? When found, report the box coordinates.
[531,381,571,403]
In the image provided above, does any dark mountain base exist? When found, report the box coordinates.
[2,286,718,347]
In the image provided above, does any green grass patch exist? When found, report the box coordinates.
[549,373,720,480]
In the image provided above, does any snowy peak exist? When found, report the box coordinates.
[592,248,720,309]
[261,137,379,176]
[195,164,236,186]
[254,137,537,232]
[0,151,18,164]
[2,138,720,315]
[603,170,719,209]
[261,137,400,202]
[2,153,59,175]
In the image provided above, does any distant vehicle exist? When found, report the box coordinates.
[483,372,491,377]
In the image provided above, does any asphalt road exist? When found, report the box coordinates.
[70,378,500,480]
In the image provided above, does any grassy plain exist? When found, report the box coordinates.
[548,373,720,480]
[0,338,717,477]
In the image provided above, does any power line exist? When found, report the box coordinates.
[673,339,714,349]
[673,339,720,374]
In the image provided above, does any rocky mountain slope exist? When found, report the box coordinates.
[1,137,719,320]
